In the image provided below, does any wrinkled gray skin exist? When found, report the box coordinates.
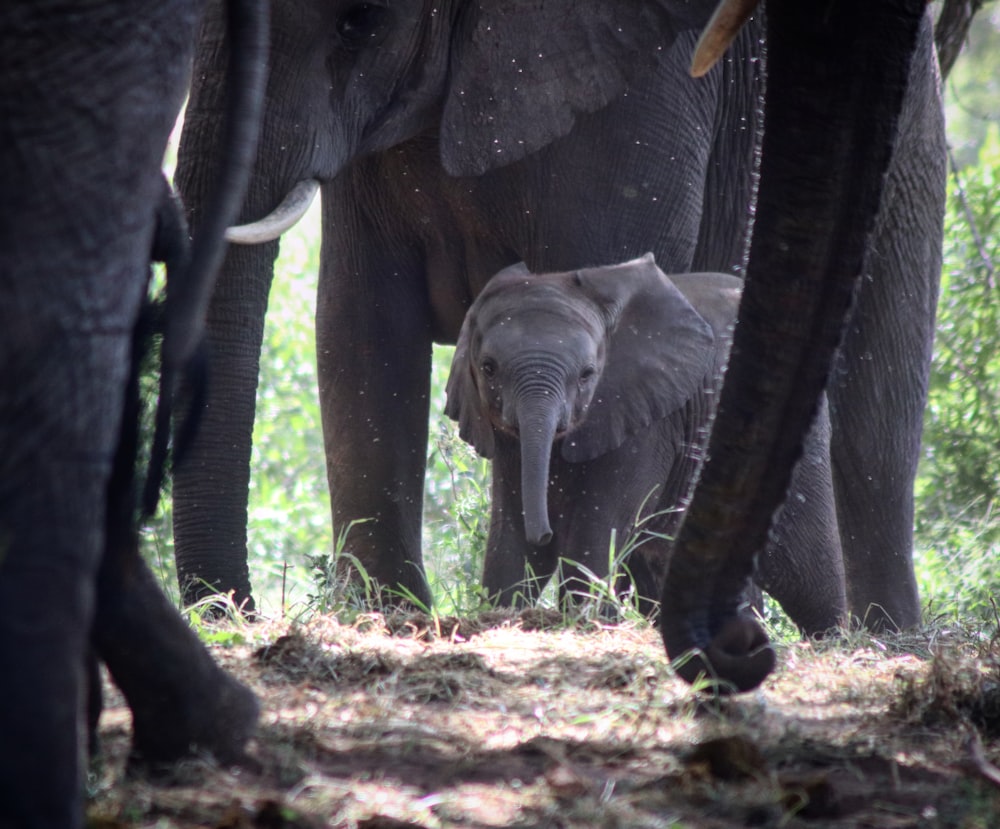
[662,0,943,692]
[446,256,845,634]
[0,3,263,826]
[175,1,943,634]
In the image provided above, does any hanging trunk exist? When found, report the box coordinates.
[516,399,561,547]
[660,0,929,692]
[173,2,288,610]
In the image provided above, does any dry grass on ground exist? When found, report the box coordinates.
[88,610,1000,828]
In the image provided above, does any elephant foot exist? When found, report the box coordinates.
[94,558,259,771]
[126,665,260,773]
[664,612,776,694]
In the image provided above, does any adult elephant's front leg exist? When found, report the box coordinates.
[316,199,434,608]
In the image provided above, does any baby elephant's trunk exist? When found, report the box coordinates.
[516,398,560,547]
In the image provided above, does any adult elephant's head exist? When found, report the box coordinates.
[181,0,719,243]
[658,0,933,692]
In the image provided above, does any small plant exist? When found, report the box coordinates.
[421,417,493,615]
[553,538,646,626]
[548,494,674,626]
[916,502,1000,623]
[305,518,384,618]
[183,590,251,646]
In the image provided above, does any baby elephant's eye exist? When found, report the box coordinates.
[480,358,497,379]
[580,365,597,383]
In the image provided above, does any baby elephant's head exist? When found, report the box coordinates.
[467,271,609,440]
[445,253,717,546]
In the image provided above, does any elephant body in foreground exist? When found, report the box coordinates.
[175,1,944,635]
[446,256,845,633]
[0,3,263,825]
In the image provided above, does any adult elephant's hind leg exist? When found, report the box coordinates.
[757,405,847,636]
[316,193,434,608]
[828,12,945,632]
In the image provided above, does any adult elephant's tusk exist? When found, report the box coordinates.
[690,0,760,78]
[225,178,320,244]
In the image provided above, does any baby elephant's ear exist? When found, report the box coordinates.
[445,312,496,459]
[562,256,716,462]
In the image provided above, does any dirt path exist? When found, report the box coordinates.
[88,611,1000,827]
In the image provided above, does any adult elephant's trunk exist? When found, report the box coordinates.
[172,1,292,611]
[660,0,929,692]
[516,398,560,547]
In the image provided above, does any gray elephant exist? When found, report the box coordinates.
[660,0,945,691]
[174,0,944,637]
[0,3,265,826]
[445,255,846,634]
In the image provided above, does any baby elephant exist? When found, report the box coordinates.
[445,254,846,634]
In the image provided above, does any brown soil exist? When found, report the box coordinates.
[87,610,1000,828]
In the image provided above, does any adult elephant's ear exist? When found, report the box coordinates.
[440,1,697,176]
[562,254,715,463]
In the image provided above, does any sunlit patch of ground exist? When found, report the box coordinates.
[87,612,1000,827]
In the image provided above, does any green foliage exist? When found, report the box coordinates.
[422,414,493,616]
[942,5,1000,168]
[917,507,1000,624]
[245,203,330,614]
[914,125,1000,622]
[917,127,1000,539]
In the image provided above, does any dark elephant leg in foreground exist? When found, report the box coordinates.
[93,558,259,767]
[0,1,265,823]
[93,307,259,768]
[661,0,931,691]
[0,4,198,824]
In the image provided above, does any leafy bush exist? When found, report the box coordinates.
[245,204,329,615]
[914,125,1000,620]
[918,126,1000,529]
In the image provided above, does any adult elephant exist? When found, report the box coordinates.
[661,0,944,691]
[175,0,944,629]
[0,2,265,826]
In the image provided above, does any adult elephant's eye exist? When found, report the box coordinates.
[481,358,497,379]
[337,3,390,50]
[580,366,596,383]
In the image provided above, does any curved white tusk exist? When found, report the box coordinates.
[690,0,760,79]
[225,178,320,244]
